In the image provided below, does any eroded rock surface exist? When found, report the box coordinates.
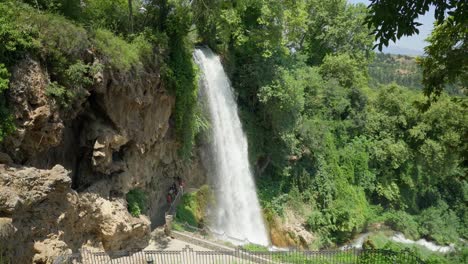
[3,58,64,162]
[0,165,150,263]
[0,55,206,263]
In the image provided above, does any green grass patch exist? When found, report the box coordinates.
[172,221,185,232]
[241,243,268,252]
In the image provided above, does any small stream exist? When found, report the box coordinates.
[341,232,455,253]
[391,233,455,253]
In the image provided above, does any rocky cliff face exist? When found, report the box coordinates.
[0,54,206,263]
[0,165,150,263]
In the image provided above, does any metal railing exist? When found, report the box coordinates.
[163,185,264,247]
[53,188,426,264]
[166,187,184,218]
[54,245,425,264]
[173,221,267,248]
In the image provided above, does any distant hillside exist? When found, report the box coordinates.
[369,53,423,90]
[369,53,463,95]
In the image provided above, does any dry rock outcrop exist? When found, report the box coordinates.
[0,164,151,263]
[0,54,206,263]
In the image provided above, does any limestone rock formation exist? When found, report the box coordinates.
[269,208,316,249]
[0,164,150,263]
[0,54,206,262]
[3,58,64,162]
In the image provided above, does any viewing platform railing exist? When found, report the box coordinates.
[53,245,426,264]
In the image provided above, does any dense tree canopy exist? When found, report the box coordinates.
[0,1,466,262]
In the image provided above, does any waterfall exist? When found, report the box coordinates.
[194,48,270,246]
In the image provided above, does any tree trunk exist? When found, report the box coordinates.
[128,0,134,34]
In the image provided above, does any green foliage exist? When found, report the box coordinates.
[193,105,210,138]
[303,0,374,65]
[366,232,466,264]
[0,0,464,256]
[65,61,103,89]
[46,61,102,109]
[0,65,9,94]
[418,19,468,99]
[365,0,466,97]
[45,82,75,109]
[258,66,309,156]
[257,179,288,216]
[80,0,131,33]
[175,185,212,227]
[0,2,42,142]
[93,29,151,72]
[20,10,89,60]
[163,1,199,159]
[241,243,268,252]
[418,202,460,245]
[0,2,39,64]
[369,53,463,95]
[175,194,198,227]
[364,0,464,51]
[0,65,14,143]
[320,53,366,89]
[22,0,83,19]
[383,210,420,240]
[126,189,147,217]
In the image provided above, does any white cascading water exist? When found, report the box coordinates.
[194,48,270,246]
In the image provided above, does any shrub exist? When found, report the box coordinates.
[65,61,103,88]
[175,185,213,227]
[383,210,420,240]
[0,2,39,64]
[0,65,9,94]
[93,29,152,72]
[45,82,75,109]
[22,11,89,59]
[175,194,199,227]
[330,183,369,242]
[80,0,130,33]
[6,2,88,69]
[0,100,14,143]
[0,65,14,143]
[417,202,460,245]
[257,180,287,216]
[126,189,147,217]
[306,211,329,231]
[22,0,82,19]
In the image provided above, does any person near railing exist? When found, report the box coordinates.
[176,176,185,194]
[166,193,172,204]
[171,182,178,196]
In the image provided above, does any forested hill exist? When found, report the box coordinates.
[0,1,466,263]
[369,53,464,95]
[369,53,423,90]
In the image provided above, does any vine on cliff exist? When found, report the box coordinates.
[163,1,199,160]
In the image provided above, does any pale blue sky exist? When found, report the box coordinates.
[348,0,435,55]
